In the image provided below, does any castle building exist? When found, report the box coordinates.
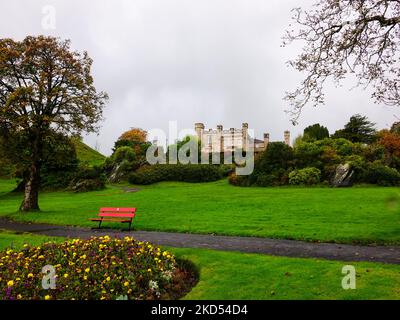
[194,123,290,153]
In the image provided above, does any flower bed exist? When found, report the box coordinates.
[0,236,197,300]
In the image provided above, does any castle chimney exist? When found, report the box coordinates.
[284,131,291,146]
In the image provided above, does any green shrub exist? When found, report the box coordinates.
[41,170,76,190]
[105,146,142,183]
[228,173,250,187]
[114,146,136,163]
[289,167,321,185]
[255,173,278,187]
[362,162,400,186]
[128,164,228,185]
[344,155,368,183]
[69,165,106,192]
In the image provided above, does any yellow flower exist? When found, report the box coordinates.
[106,277,111,282]
[7,280,14,287]
[38,255,44,259]
[100,296,106,300]
[83,275,88,280]
[45,295,51,300]
[17,294,22,299]
[124,281,129,287]
[85,267,90,273]
[64,273,69,278]
[147,268,152,273]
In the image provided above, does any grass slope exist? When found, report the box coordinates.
[0,179,399,245]
[0,232,399,300]
[72,139,106,167]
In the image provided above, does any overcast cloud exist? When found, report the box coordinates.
[1,0,398,155]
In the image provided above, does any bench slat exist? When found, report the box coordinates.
[100,207,136,213]
[98,213,135,218]
[90,218,132,223]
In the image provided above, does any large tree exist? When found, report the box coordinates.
[333,114,377,144]
[0,36,108,211]
[284,0,400,123]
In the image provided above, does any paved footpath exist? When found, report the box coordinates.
[1,218,400,264]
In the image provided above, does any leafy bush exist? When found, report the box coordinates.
[128,164,228,185]
[34,134,79,190]
[105,146,143,183]
[69,165,106,192]
[362,162,400,186]
[0,157,15,178]
[0,237,196,300]
[228,173,250,187]
[113,146,136,163]
[289,167,321,185]
[255,173,280,187]
[316,138,354,157]
[294,141,324,169]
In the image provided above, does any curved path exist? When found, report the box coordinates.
[1,218,399,264]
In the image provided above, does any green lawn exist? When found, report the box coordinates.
[0,229,62,249]
[0,231,399,300]
[1,179,400,245]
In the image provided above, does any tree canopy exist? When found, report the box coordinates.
[0,36,108,211]
[303,124,330,141]
[333,114,377,144]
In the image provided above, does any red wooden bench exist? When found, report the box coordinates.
[89,207,136,231]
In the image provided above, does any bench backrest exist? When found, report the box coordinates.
[99,207,136,218]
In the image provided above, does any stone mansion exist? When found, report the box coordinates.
[195,123,291,154]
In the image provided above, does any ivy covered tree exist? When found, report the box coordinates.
[0,36,108,211]
[333,114,377,144]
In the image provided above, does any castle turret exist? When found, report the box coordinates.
[264,133,270,149]
[195,123,205,140]
[284,131,291,146]
[242,123,249,151]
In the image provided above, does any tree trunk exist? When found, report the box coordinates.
[20,129,43,212]
[20,161,41,211]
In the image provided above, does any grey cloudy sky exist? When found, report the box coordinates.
[1,0,398,155]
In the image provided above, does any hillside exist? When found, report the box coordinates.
[72,139,106,167]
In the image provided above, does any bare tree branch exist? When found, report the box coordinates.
[283,0,400,124]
